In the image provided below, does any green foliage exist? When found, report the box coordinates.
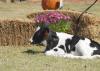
[49,20,72,32]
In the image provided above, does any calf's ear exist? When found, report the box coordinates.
[42,25,50,39]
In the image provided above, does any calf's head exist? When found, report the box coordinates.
[29,26,49,45]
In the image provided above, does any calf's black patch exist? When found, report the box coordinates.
[65,39,71,53]
[90,40,100,49]
[59,45,66,52]
[45,31,59,51]
[90,40,100,55]
[54,49,58,52]
[92,50,100,55]
[65,35,85,53]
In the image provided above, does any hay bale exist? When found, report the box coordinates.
[27,10,100,42]
[0,19,35,46]
[0,10,99,46]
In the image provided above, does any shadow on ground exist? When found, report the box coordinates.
[22,49,44,55]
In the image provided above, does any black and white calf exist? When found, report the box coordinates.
[30,26,100,59]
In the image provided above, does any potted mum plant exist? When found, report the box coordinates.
[35,11,72,32]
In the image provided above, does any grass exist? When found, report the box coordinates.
[0,46,100,71]
[63,2,100,17]
[0,1,100,20]
[0,1,41,19]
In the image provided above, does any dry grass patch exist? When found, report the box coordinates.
[0,46,100,71]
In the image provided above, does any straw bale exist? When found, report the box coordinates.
[0,10,99,46]
[27,10,100,42]
[0,19,35,46]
